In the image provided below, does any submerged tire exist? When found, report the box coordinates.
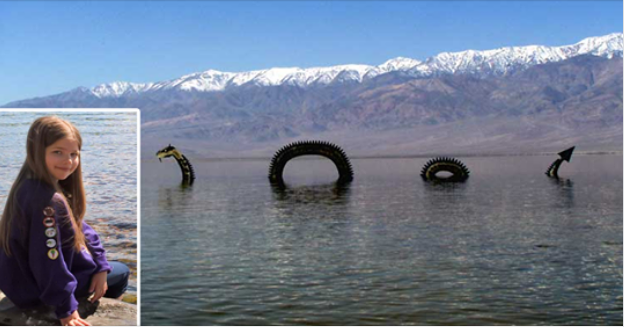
[421,157,470,182]
[268,140,354,185]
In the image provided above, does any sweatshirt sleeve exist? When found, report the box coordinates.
[83,222,111,274]
[28,193,78,319]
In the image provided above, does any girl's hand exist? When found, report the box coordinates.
[60,310,91,326]
[88,271,108,303]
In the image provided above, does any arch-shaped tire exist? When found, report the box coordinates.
[268,141,354,186]
[421,157,470,182]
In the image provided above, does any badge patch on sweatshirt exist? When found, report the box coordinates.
[44,227,57,238]
[47,249,59,260]
[43,217,55,227]
[43,206,55,217]
[46,239,57,248]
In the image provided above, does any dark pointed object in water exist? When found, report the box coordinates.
[545,146,575,178]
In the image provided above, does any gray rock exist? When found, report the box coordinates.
[0,291,136,326]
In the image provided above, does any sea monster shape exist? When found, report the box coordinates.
[420,157,470,182]
[156,144,196,185]
[268,140,354,186]
[545,146,575,178]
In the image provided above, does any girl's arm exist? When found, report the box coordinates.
[82,222,111,303]
[27,193,79,320]
[82,222,111,274]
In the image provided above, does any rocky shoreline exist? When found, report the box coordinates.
[0,292,136,326]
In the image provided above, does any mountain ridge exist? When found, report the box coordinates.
[4,33,620,105]
[3,34,621,156]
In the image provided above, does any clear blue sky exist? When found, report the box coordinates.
[0,1,621,105]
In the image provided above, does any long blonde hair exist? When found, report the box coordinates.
[0,116,87,255]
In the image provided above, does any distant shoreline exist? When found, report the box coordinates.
[140,151,623,162]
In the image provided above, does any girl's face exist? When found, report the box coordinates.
[45,137,80,182]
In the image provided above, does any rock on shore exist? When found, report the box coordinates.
[0,291,136,326]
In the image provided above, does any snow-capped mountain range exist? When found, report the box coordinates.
[87,33,622,99]
[5,33,621,155]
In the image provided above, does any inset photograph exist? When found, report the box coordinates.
[0,110,138,326]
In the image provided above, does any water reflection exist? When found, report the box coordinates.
[269,183,352,224]
[549,177,574,209]
[421,181,469,211]
[271,182,351,204]
[142,156,623,326]
[272,183,350,228]
[422,180,470,191]
[158,184,194,210]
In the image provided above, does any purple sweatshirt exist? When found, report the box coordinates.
[0,179,111,319]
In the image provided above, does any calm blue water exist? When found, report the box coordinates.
[0,111,138,292]
[142,154,622,325]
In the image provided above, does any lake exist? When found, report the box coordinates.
[0,111,138,295]
[141,154,622,325]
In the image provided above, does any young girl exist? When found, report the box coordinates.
[0,116,130,326]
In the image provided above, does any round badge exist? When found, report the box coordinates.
[47,249,59,260]
[43,217,56,227]
[46,239,57,248]
[43,206,55,216]
[44,227,57,238]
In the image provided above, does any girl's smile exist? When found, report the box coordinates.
[45,137,80,182]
